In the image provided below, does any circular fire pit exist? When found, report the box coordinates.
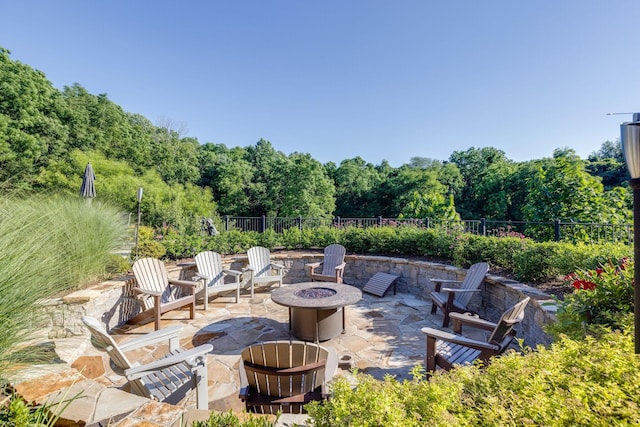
[271,282,362,341]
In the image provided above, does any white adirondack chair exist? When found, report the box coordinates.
[244,246,285,296]
[130,257,198,330]
[82,316,212,409]
[306,244,347,283]
[194,251,243,309]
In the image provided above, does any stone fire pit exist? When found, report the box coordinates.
[271,282,362,341]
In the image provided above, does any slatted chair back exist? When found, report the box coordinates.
[195,251,225,288]
[240,341,335,414]
[132,257,177,311]
[488,297,530,348]
[81,316,147,397]
[194,251,242,307]
[247,246,273,278]
[319,244,346,276]
[454,262,489,308]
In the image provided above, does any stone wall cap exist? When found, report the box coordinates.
[62,289,103,304]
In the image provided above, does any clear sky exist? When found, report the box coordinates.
[2,1,640,166]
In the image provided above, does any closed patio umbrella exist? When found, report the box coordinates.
[80,162,96,199]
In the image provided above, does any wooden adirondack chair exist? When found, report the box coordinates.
[239,340,338,414]
[244,247,285,296]
[422,297,530,376]
[306,244,347,283]
[130,257,197,330]
[430,262,489,327]
[194,251,244,309]
[81,316,212,409]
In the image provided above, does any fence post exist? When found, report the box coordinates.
[261,215,266,233]
[480,218,486,236]
[425,217,430,228]
[298,216,302,231]
[378,216,383,226]
[554,220,560,241]
[335,216,341,228]
[225,215,230,231]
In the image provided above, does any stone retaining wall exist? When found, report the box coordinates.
[46,252,556,346]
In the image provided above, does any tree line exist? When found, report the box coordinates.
[0,47,632,229]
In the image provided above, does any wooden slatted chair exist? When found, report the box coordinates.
[81,316,212,409]
[130,257,197,330]
[306,244,347,283]
[239,340,338,414]
[244,247,285,296]
[430,262,489,327]
[194,251,244,309]
[422,297,530,376]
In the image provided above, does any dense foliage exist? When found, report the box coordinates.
[306,331,640,426]
[138,225,631,284]
[0,47,633,230]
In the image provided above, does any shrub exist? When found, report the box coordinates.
[134,225,167,259]
[547,258,634,339]
[306,331,640,426]
[190,410,277,427]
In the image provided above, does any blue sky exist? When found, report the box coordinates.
[3,1,640,166]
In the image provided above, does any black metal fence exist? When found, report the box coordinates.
[219,216,633,245]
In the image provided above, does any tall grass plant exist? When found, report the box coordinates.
[0,196,127,375]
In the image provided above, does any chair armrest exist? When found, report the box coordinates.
[421,327,500,352]
[306,261,322,270]
[270,263,285,270]
[132,287,162,297]
[441,287,481,294]
[118,325,183,352]
[125,344,213,380]
[222,269,242,277]
[450,312,497,333]
[430,278,462,292]
[193,273,210,282]
[168,278,199,288]
[334,262,346,271]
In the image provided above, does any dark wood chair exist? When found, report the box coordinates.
[430,262,489,327]
[239,340,338,414]
[306,244,347,283]
[422,297,530,376]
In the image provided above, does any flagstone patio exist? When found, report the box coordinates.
[10,288,490,426]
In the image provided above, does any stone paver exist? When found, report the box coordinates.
[9,289,483,426]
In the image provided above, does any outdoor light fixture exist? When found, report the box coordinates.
[135,187,143,258]
[620,113,640,354]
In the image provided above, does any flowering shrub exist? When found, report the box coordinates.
[548,258,634,339]
[487,226,527,239]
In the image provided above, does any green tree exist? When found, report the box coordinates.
[0,47,69,187]
[244,139,289,216]
[522,148,631,223]
[587,140,628,190]
[333,157,383,217]
[449,147,514,219]
[277,153,335,218]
